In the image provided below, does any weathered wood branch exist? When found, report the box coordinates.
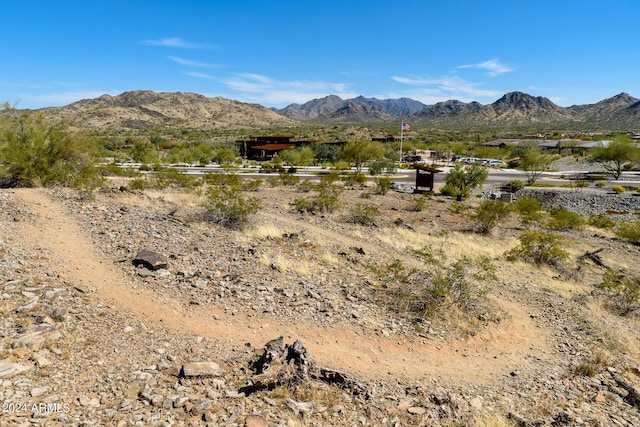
[579,248,608,268]
[609,369,640,409]
[248,337,370,399]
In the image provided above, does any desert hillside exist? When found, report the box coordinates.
[1,181,639,426]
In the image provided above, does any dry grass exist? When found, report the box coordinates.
[474,413,513,427]
[585,300,640,361]
[243,222,285,240]
[260,253,310,276]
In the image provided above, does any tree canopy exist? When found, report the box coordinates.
[589,135,639,179]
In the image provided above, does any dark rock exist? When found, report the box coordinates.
[133,248,168,270]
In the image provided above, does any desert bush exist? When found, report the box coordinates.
[616,220,640,244]
[394,244,495,318]
[473,199,512,234]
[368,158,397,176]
[440,163,488,200]
[0,108,101,191]
[374,176,393,195]
[240,178,263,192]
[266,176,282,187]
[296,179,315,193]
[344,203,380,226]
[205,172,242,187]
[587,214,616,230]
[503,179,525,192]
[342,172,367,186]
[203,185,260,229]
[277,173,300,186]
[99,163,140,178]
[154,167,202,190]
[293,182,342,213]
[320,171,340,185]
[546,207,585,230]
[611,185,626,194]
[594,180,607,188]
[505,230,569,268]
[331,160,350,171]
[512,197,544,224]
[407,195,428,212]
[595,269,640,315]
[129,177,153,190]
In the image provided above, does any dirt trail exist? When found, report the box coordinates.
[10,188,556,384]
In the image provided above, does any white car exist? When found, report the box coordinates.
[484,159,506,168]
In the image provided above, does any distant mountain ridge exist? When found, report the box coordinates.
[279,91,639,128]
[40,90,296,131]
[275,95,427,121]
[36,90,640,131]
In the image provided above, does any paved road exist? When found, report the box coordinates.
[119,162,639,190]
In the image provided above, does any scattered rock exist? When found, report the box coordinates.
[181,361,223,377]
[0,359,32,378]
[132,249,168,271]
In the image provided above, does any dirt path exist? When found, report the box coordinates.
[9,188,557,385]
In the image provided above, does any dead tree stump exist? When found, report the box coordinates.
[248,337,370,399]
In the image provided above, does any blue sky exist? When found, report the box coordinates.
[2,0,639,109]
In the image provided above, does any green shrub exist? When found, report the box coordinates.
[203,185,260,229]
[374,176,393,195]
[320,171,341,185]
[0,109,101,191]
[512,197,544,224]
[266,176,282,187]
[611,185,626,194]
[293,182,342,213]
[616,220,640,244]
[587,214,616,230]
[595,269,640,315]
[505,230,569,267]
[99,163,141,178]
[129,177,153,190]
[503,179,526,192]
[407,195,428,212]
[205,172,241,187]
[240,178,263,192]
[331,161,350,171]
[441,163,488,200]
[344,203,380,226]
[368,158,397,176]
[277,172,300,186]
[594,180,607,188]
[392,244,495,318]
[154,167,202,190]
[546,207,585,230]
[342,172,367,186]
[473,200,512,234]
[296,179,315,193]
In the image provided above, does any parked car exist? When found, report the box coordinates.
[483,159,506,168]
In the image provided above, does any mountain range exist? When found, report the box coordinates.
[36,90,640,131]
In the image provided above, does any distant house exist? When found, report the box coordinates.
[482,139,521,148]
[236,135,345,160]
[372,134,414,142]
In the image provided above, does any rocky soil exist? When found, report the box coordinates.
[1,181,639,426]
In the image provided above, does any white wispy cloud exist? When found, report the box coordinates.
[169,56,218,68]
[457,59,513,77]
[141,37,213,49]
[220,73,357,106]
[390,75,502,104]
[185,71,215,80]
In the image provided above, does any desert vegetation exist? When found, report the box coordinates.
[2,100,640,426]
